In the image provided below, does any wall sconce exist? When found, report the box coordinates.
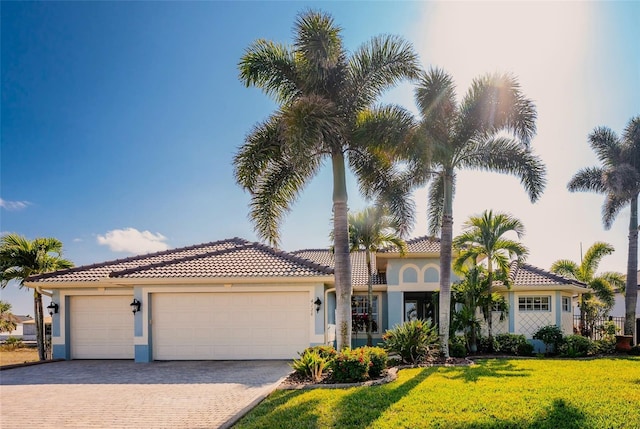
[130,298,141,314]
[47,302,59,316]
[313,297,322,313]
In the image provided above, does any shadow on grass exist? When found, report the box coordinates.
[452,399,587,429]
[442,359,531,383]
[333,367,435,427]
[234,389,321,429]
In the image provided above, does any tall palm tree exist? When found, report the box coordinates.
[0,234,73,360]
[568,116,640,338]
[453,210,529,347]
[400,68,546,356]
[347,206,407,346]
[234,11,419,349]
[550,242,624,336]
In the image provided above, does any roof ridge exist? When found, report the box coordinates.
[27,237,249,282]
[110,241,255,277]
[292,248,332,253]
[406,235,440,244]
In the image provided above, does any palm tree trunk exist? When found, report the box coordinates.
[34,290,45,361]
[486,260,494,351]
[624,194,638,339]
[332,151,352,350]
[366,249,373,347]
[439,171,454,358]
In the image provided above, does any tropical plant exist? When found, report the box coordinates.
[0,234,73,360]
[0,300,19,333]
[533,325,564,355]
[398,68,546,356]
[291,349,330,382]
[568,116,640,338]
[346,206,407,346]
[330,347,371,382]
[382,319,440,363]
[453,210,528,348]
[234,10,419,350]
[451,266,486,352]
[550,242,624,337]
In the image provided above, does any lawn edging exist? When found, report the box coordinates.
[0,358,65,371]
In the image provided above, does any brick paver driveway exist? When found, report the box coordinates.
[1,360,292,429]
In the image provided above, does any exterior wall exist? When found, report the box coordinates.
[610,290,640,318]
[0,324,25,341]
[386,258,444,291]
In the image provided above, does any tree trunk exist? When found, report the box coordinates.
[624,194,638,340]
[332,151,352,350]
[34,290,45,361]
[486,259,494,352]
[438,171,454,358]
[366,249,373,347]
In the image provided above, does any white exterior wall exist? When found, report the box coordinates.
[610,290,640,318]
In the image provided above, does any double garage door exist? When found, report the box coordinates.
[69,292,309,360]
[152,292,309,360]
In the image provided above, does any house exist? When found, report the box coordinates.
[0,315,33,341]
[25,236,587,362]
[610,270,640,343]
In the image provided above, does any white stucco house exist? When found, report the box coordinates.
[25,236,587,362]
[610,270,640,343]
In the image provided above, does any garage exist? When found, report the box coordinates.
[70,295,134,359]
[152,292,310,360]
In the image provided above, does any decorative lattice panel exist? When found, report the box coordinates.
[518,312,554,338]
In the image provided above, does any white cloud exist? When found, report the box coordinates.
[0,198,30,211]
[96,228,169,254]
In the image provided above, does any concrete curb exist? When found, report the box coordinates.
[219,372,293,429]
[278,367,399,390]
[0,358,64,371]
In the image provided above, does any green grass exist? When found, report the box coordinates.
[235,357,640,428]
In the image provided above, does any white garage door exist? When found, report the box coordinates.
[152,292,310,360]
[70,295,134,359]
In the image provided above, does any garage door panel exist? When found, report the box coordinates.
[153,292,310,360]
[70,296,134,359]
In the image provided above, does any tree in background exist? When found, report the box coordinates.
[347,206,407,346]
[0,300,19,334]
[398,68,546,356]
[550,242,625,337]
[234,10,419,349]
[453,210,528,349]
[0,234,73,360]
[568,116,640,338]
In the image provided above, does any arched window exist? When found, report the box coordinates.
[424,267,439,283]
[402,267,418,283]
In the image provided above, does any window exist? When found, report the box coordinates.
[352,295,379,333]
[562,297,571,312]
[518,296,550,312]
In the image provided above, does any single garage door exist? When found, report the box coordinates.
[152,292,310,360]
[70,295,134,359]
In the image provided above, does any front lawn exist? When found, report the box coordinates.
[0,347,39,367]
[236,357,640,428]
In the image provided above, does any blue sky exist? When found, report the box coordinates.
[2,1,639,316]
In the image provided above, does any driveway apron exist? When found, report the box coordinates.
[0,360,292,429]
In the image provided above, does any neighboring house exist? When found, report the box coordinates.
[610,270,640,343]
[25,236,587,362]
[0,315,33,341]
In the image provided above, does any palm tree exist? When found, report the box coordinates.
[0,234,73,360]
[453,210,529,348]
[347,206,407,346]
[234,11,419,349]
[399,68,546,356]
[568,116,640,338]
[0,300,19,334]
[550,242,624,337]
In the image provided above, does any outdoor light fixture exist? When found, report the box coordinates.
[130,298,141,314]
[47,302,59,316]
[314,297,322,313]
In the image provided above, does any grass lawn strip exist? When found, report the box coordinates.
[235,357,640,428]
[0,347,39,367]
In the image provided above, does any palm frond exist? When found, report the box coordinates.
[581,242,615,279]
[460,136,547,202]
[352,105,416,154]
[601,271,626,294]
[567,167,607,194]
[426,173,451,237]
[281,94,343,153]
[414,68,457,144]
[602,192,630,230]
[549,259,580,280]
[588,126,623,168]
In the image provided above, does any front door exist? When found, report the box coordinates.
[404,292,438,325]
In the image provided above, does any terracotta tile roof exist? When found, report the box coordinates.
[27,238,332,282]
[292,249,385,286]
[508,262,587,288]
[381,235,441,253]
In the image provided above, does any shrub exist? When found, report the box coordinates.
[494,334,530,356]
[629,345,640,356]
[591,337,616,355]
[291,349,329,382]
[330,348,370,382]
[533,325,564,355]
[478,336,498,353]
[305,345,337,362]
[2,336,23,350]
[382,319,439,364]
[363,346,388,378]
[449,336,467,357]
[560,335,592,357]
